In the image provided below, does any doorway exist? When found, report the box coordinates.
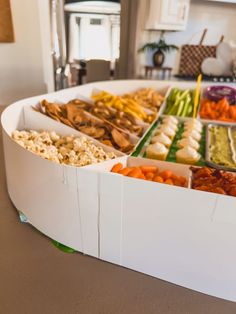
[49,0,121,90]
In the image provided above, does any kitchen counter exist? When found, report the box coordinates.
[174,74,236,83]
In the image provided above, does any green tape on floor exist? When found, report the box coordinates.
[52,240,77,253]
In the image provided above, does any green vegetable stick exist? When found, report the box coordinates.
[176,100,184,116]
[166,99,175,114]
[181,99,190,117]
[166,99,173,113]
[177,89,190,102]
[168,101,179,115]
[187,103,193,116]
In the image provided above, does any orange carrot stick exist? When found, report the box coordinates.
[111,163,123,173]
[153,176,164,183]
[140,166,158,174]
[159,170,173,180]
[145,172,155,181]
[119,167,133,176]
[128,168,142,178]
[137,173,146,180]
[164,179,174,185]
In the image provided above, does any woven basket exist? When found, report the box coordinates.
[178,29,224,77]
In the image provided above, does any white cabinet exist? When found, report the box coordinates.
[146,0,190,31]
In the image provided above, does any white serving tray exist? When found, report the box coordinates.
[2,80,236,302]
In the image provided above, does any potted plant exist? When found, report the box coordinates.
[138,31,178,67]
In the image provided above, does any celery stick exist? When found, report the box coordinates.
[187,104,193,116]
[168,100,179,115]
[176,100,184,116]
[181,99,190,117]
[177,89,190,102]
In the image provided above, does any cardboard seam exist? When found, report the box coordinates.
[211,195,219,222]
[23,106,26,129]
[62,165,67,185]
[119,176,124,266]
[97,173,101,259]
[76,168,84,253]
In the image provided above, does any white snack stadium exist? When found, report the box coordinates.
[2,80,236,302]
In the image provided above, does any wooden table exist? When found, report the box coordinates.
[145,66,172,80]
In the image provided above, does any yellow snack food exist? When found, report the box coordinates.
[92,90,156,123]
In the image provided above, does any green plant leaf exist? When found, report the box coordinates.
[138,39,179,54]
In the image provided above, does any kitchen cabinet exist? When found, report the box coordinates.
[146,0,190,31]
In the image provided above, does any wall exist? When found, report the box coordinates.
[137,0,236,76]
[119,0,140,79]
[0,0,47,105]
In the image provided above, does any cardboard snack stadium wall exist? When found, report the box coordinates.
[2,80,236,302]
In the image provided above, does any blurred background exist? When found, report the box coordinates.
[1,0,236,105]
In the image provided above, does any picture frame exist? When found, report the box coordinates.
[0,0,14,43]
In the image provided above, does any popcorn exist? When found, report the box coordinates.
[11,130,116,167]
[50,131,60,141]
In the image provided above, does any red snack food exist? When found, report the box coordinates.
[191,166,236,197]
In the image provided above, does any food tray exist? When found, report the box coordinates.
[91,86,169,113]
[188,165,236,196]
[162,87,202,119]
[77,94,150,138]
[166,123,206,166]
[133,116,206,166]
[131,119,161,157]
[131,96,173,156]
[33,100,139,154]
[198,99,236,126]
[206,123,236,172]
[34,87,169,154]
[198,84,236,125]
[3,80,236,302]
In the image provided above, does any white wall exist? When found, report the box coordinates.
[0,0,47,105]
[137,0,236,76]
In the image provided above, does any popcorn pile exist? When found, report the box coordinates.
[12,130,116,167]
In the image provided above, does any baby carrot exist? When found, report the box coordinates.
[140,166,158,174]
[145,172,155,181]
[119,167,133,176]
[178,176,186,186]
[153,176,164,183]
[171,173,178,180]
[173,179,182,187]
[128,168,142,178]
[111,163,123,173]
[138,173,146,180]
[159,170,173,180]
[164,179,174,185]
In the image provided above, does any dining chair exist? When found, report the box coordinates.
[86,59,111,83]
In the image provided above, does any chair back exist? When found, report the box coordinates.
[114,58,120,79]
[86,59,111,83]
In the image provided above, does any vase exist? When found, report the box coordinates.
[153,50,165,67]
